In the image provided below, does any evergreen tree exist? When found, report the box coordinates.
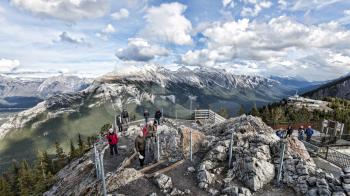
[41,151,53,174]
[251,103,260,117]
[100,123,111,135]
[261,106,270,123]
[238,105,245,116]
[69,139,77,159]
[10,161,20,194]
[0,176,13,196]
[18,160,33,196]
[217,107,229,119]
[54,142,66,172]
[32,158,55,195]
[77,133,85,154]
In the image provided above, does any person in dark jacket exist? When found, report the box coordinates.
[305,126,314,142]
[135,130,146,167]
[154,109,162,125]
[286,125,293,138]
[106,128,119,156]
[116,115,123,132]
[298,126,305,140]
[144,110,150,124]
[122,109,129,124]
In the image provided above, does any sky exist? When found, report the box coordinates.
[0,0,350,81]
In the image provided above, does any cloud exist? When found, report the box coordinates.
[111,8,129,20]
[58,32,86,44]
[0,58,20,72]
[10,0,110,21]
[116,38,169,61]
[141,2,193,45]
[241,0,272,17]
[96,24,116,40]
[102,24,116,34]
[222,0,234,8]
[181,16,350,80]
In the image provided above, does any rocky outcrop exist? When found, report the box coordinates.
[180,126,205,158]
[104,168,143,193]
[43,150,99,196]
[197,115,347,196]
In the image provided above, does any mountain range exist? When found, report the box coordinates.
[0,65,321,171]
[0,75,91,110]
[303,74,350,100]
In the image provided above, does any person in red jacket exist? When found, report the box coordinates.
[106,128,118,156]
[142,124,148,138]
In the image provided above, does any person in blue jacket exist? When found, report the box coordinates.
[305,125,314,142]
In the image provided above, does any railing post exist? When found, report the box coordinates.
[157,132,160,162]
[277,140,286,184]
[325,146,329,160]
[99,153,107,196]
[190,129,193,162]
[94,145,100,179]
[228,131,234,168]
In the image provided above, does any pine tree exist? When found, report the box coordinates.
[238,105,245,116]
[262,106,270,123]
[100,124,111,135]
[217,107,229,119]
[0,176,13,196]
[18,160,33,196]
[77,133,85,154]
[32,157,55,195]
[69,139,77,159]
[251,103,260,117]
[10,161,20,194]
[41,151,53,174]
[55,142,66,161]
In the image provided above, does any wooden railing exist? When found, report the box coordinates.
[194,109,226,124]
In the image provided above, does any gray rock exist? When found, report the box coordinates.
[222,185,239,196]
[154,173,173,190]
[187,167,195,173]
[331,192,346,196]
[308,188,318,196]
[170,188,184,195]
[208,188,219,196]
[342,167,350,174]
[148,193,157,196]
[317,188,331,196]
[308,176,317,186]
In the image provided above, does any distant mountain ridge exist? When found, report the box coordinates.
[0,75,92,110]
[303,74,350,100]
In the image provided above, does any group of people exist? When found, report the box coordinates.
[143,109,162,125]
[135,121,159,167]
[276,125,315,142]
[105,108,163,168]
[115,109,130,132]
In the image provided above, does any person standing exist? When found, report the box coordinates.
[154,109,162,125]
[116,114,123,132]
[106,128,119,157]
[135,131,146,167]
[144,110,150,124]
[122,109,129,124]
[298,126,305,140]
[305,125,314,142]
[286,125,293,138]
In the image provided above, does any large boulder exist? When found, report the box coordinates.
[105,168,143,192]
[181,127,205,157]
[154,173,173,191]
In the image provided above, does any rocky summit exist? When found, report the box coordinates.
[45,116,347,196]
